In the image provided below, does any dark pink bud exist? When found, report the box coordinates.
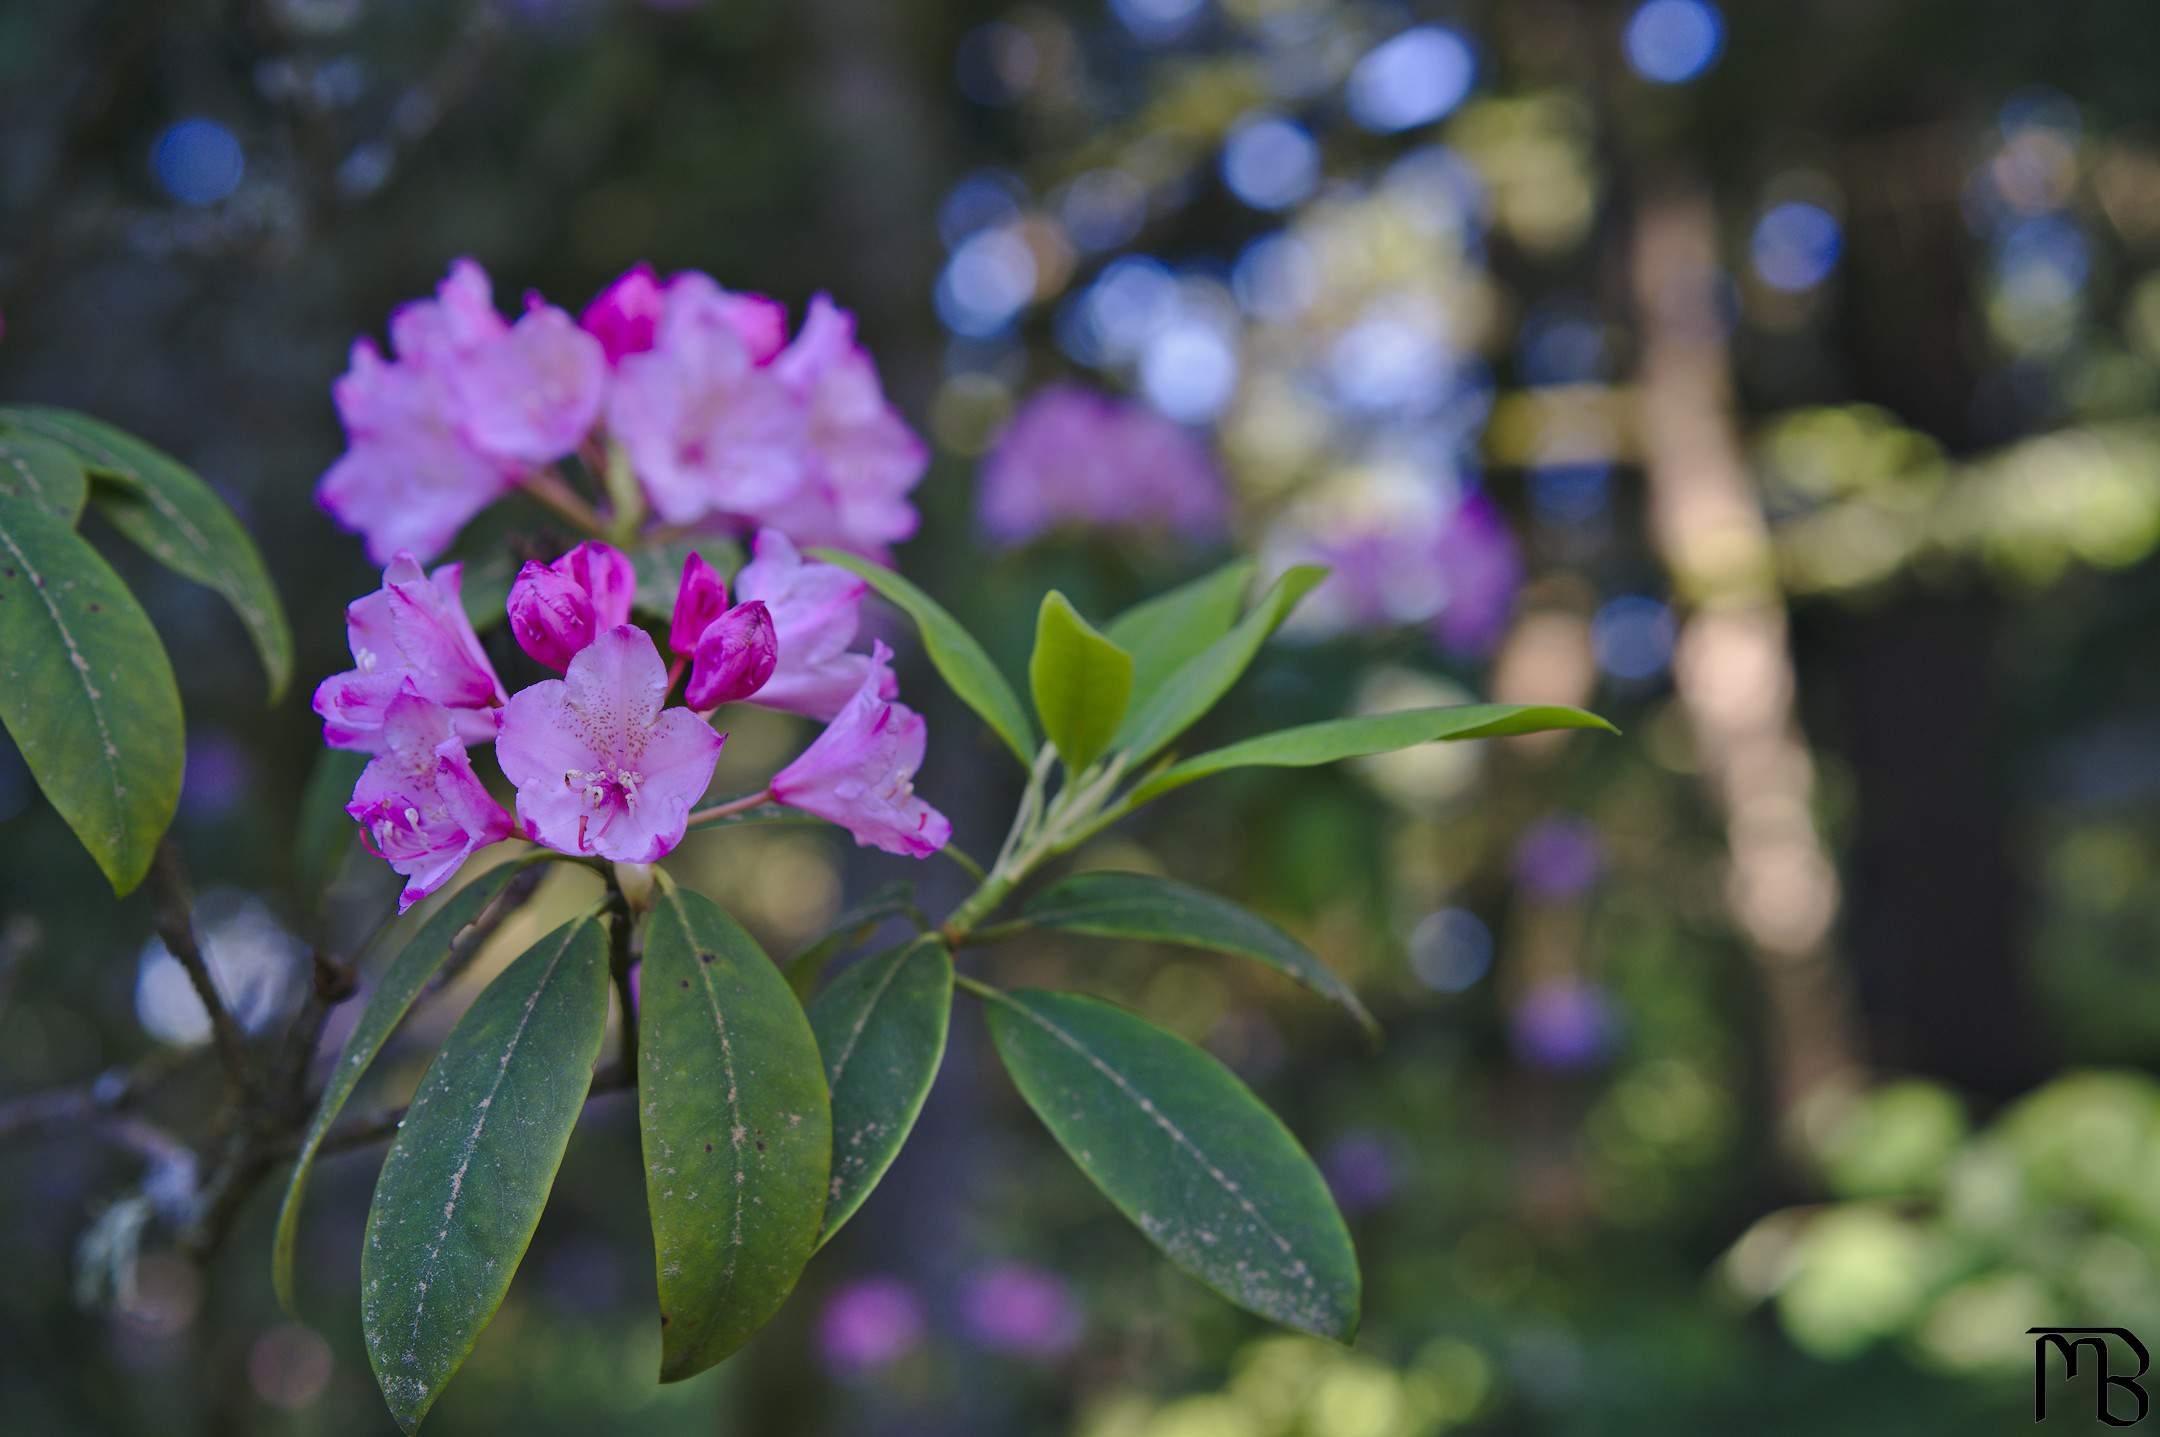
[507,561,598,672]
[669,551,730,658]
[579,263,665,365]
[685,601,778,710]
[553,542,637,630]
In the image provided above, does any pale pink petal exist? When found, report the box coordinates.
[454,303,607,464]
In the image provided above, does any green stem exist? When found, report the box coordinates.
[521,469,609,537]
[938,842,988,885]
[939,868,1019,948]
[952,972,1002,1003]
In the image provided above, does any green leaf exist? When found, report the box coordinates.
[983,988,1359,1341]
[639,882,832,1381]
[0,486,182,894]
[807,935,952,1245]
[810,548,1036,764]
[362,912,610,1433]
[1023,872,1377,1039]
[0,430,88,521]
[1133,704,1619,802]
[1105,559,1253,716]
[781,880,921,1003]
[1029,591,1134,774]
[1113,565,1327,765]
[2,406,293,701]
[293,747,371,898]
[273,862,527,1315]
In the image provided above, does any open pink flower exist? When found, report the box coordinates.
[770,642,948,858]
[496,625,725,862]
[684,600,777,710]
[506,541,637,671]
[319,259,605,562]
[582,264,786,369]
[732,528,894,720]
[315,554,507,751]
[605,273,805,523]
[348,688,514,913]
[755,296,927,558]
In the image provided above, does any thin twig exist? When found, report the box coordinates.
[520,469,609,537]
[684,790,777,828]
[423,862,549,1000]
[149,842,253,1100]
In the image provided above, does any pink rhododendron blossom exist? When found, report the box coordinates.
[319,259,605,562]
[755,296,928,557]
[977,383,1228,547]
[507,539,638,671]
[732,528,895,720]
[452,301,607,464]
[347,688,514,913]
[1263,475,1521,658]
[668,551,731,658]
[315,554,507,751]
[579,264,666,366]
[496,625,725,862]
[770,643,948,858]
[684,600,776,710]
[605,273,805,523]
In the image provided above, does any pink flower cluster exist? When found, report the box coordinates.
[318,260,927,566]
[976,383,1228,547]
[317,533,949,912]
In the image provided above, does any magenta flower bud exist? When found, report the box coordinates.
[669,551,730,658]
[579,263,666,365]
[507,560,599,672]
[553,541,637,631]
[684,601,777,710]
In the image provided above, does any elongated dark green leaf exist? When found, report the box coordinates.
[1105,560,1253,715]
[0,487,182,894]
[1030,591,1134,774]
[1023,872,1377,1038]
[782,880,921,1003]
[983,988,1359,1341]
[272,861,528,1316]
[293,747,371,898]
[1,406,292,701]
[807,935,952,1244]
[363,913,609,1433]
[640,883,832,1381]
[0,430,88,520]
[810,548,1036,764]
[1133,704,1618,802]
[1114,565,1328,765]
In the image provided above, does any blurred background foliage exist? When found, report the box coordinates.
[6,0,2160,1431]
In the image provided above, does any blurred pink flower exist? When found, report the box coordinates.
[506,541,637,672]
[732,528,894,721]
[684,599,777,710]
[580,263,786,369]
[959,1263,1082,1359]
[319,258,604,562]
[605,273,805,524]
[496,625,724,862]
[314,554,506,752]
[755,296,928,558]
[347,689,513,913]
[816,1277,925,1373]
[770,642,948,858]
[977,383,1227,546]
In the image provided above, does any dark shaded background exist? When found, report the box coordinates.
[7,1,2160,1432]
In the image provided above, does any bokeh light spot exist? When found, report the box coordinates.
[151,119,245,206]
[1624,0,1725,85]
[1346,26,1476,134]
[1221,112,1321,212]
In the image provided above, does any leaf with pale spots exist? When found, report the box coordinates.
[0,430,88,521]
[983,988,1360,1342]
[1022,871,1378,1040]
[362,912,609,1433]
[274,861,528,1316]
[807,935,951,1246]
[0,484,182,894]
[1,405,293,700]
[640,880,832,1380]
